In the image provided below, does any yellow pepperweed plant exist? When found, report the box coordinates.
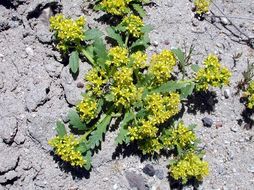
[194,0,211,15]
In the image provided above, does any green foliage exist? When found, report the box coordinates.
[47,1,233,185]
[243,80,254,109]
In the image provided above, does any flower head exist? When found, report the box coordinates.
[121,14,144,37]
[195,54,231,91]
[48,134,86,167]
[50,14,85,52]
[194,0,211,15]
[170,152,209,184]
[148,50,176,84]
[106,46,129,67]
[76,96,98,123]
[130,51,147,69]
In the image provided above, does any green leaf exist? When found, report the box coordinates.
[68,110,86,130]
[180,82,195,99]
[56,121,66,137]
[141,25,153,33]
[76,142,88,153]
[191,64,200,72]
[69,51,79,73]
[150,81,181,94]
[132,4,146,18]
[115,111,134,145]
[172,48,185,67]
[106,27,124,46]
[93,38,108,68]
[130,34,150,51]
[84,28,104,41]
[105,93,114,102]
[168,159,178,166]
[84,151,92,170]
[87,115,112,149]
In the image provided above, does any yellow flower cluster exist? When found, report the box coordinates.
[106,46,129,67]
[194,0,211,15]
[85,68,108,96]
[244,81,254,109]
[139,138,163,155]
[148,50,177,84]
[170,152,209,184]
[113,67,133,86]
[145,93,180,125]
[130,51,147,69]
[128,119,158,141]
[50,14,85,52]
[100,0,133,16]
[76,97,98,122]
[195,54,231,91]
[48,134,86,167]
[121,14,144,37]
[163,122,197,149]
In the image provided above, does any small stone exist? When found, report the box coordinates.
[151,180,171,190]
[202,117,213,127]
[143,164,155,177]
[224,89,231,99]
[247,166,254,173]
[77,82,84,88]
[103,177,109,182]
[25,47,34,56]
[152,41,159,47]
[215,122,223,129]
[220,17,230,25]
[191,19,199,27]
[155,169,164,180]
[113,184,118,190]
[125,171,146,190]
[243,123,252,130]
[230,126,238,132]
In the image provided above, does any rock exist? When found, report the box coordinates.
[77,82,84,88]
[25,47,34,56]
[215,122,223,129]
[25,80,50,111]
[151,180,170,190]
[0,20,9,32]
[143,164,155,177]
[152,41,159,47]
[220,17,230,25]
[125,171,147,190]
[63,84,82,106]
[0,147,19,174]
[230,126,238,132]
[202,117,213,127]
[44,62,63,77]
[191,19,199,27]
[0,116,18,144]
[4,170,19,181]
[155,169,164,180]
[247,166,254,173]
[224,89,231,99]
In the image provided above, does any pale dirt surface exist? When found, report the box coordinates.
[0,0,253,190]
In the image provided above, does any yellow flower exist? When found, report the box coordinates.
[163,122,197,149]
[194,0,211,15]
[85,68,108,96]
[170,152,209,184]
[145,92,180,125]
[113,67,133,86]
[130,51,147,69]
[50,14,85,52]
[121,14,144,37]
[244,80,254,109]
[148,50,176,84]
[100,0,135,16]
[106,46,129,67]
[76,96,98,122]
[195,54,231,91]
[48,134,86,167]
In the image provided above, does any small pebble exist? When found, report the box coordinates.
[220,17,230,25]
[215,122,223,129]
[202,117,213,127]
[152,41,159,47]
[230,126,238,132]
[77,82,84,88]
[143,164,155,177]
[247,166,254,173]
[224,89,231,99]
[155,169,164,180]
[25,47,34,56]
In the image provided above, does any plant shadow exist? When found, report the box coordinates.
[239,98,253,130]
[50,151,91,179]
[185,91,218,114]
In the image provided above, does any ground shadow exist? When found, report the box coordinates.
[185,91,218,114]
[239,97,253,130]
[50,151,90,179]
[168,174,202,190]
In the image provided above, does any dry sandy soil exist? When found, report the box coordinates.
[0,0,254,189]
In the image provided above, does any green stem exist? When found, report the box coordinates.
[81,49,96,66]
[124,34,129,48]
